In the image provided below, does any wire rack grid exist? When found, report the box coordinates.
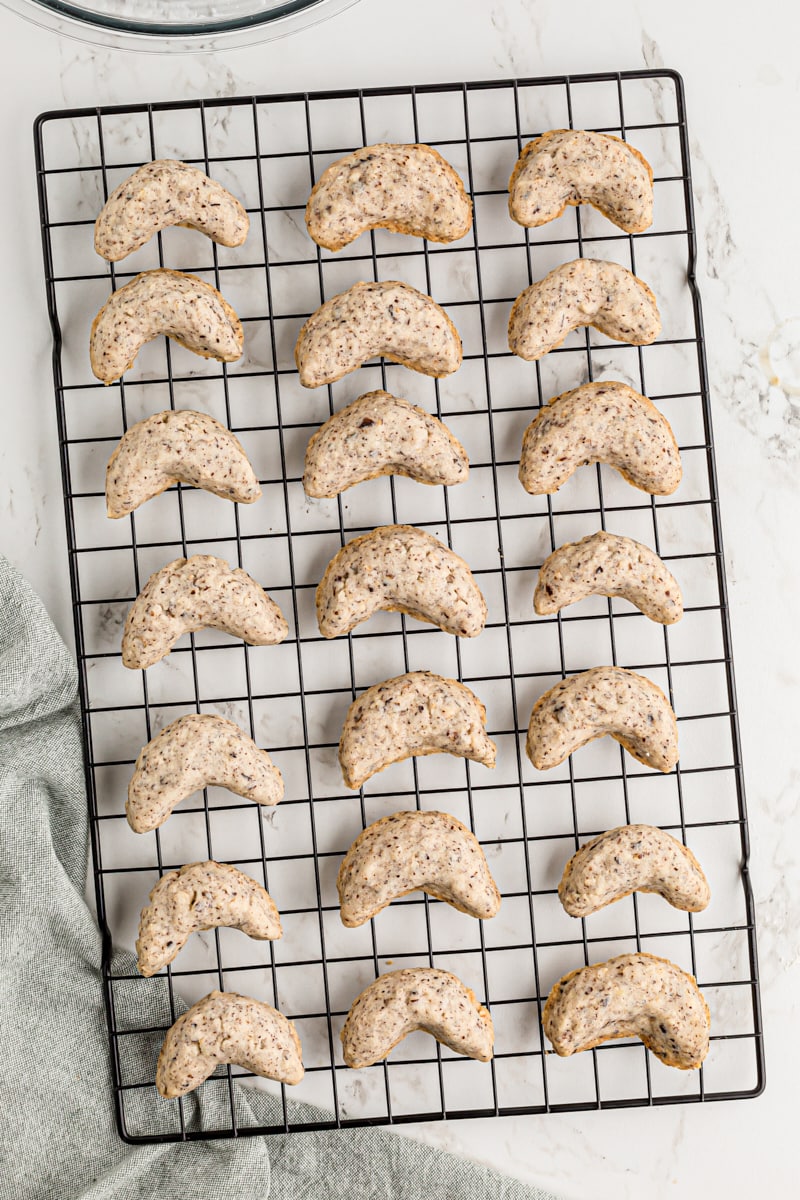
[34,69,764,1144]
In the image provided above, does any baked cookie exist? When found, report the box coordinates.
[121,554,288,670]
[156,990,303,1097]
[508,130,654,233]
[526,666,679,773]
[94,159,249,262]
[316,525,486,639]
[126,713,283,834]
[542,952,710,1069]
[339,671,496,789]
[136,861,281,976]
[106,409,261,518]
[558,825,710,918]
[294,281,462,388]
[534,530,683,623]
[306,143,472,250]
[90,269,243,385]
[303,391,469,498]
[518,381,681,496]
[341,968,494,1068]
[337,810,501,927]
[508,259,660,361]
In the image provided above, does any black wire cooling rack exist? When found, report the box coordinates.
[34,70,764,1144]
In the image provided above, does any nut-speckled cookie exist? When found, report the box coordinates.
[558,825,710,918]
[542,953,710,1069]
[306,143,472,250]
[295,281,462,388]
[518,381,681,496]
[337,811,501,927]
[508,259,660,362]
[509,130,654,233]
[526,666,679,773]
[339,671,496,789]
[137,861,282,976]
[303,391,469,498]
[341,968,494,1068]
[534,530,683,623]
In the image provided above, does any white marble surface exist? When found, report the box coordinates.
[1,0,798,1195]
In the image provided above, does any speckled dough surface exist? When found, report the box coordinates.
[156,990,304,1098]
[90,269,244,385]
[527,666,679,773]
[508,130,654,233]
[341,968,494,1068]
[94,159,249,262]
[294,281,462,388]
[303,391,469,497]
[558,824,710,918]
[305,143,473,250]
[534,530,683,623]
[316,525,486,639]
[339,670,496,789]
[542,953,710,1069]
[508,259,661,361]
[106,409,261,518]
[518,381,682,496]
[137,861,282,976]
[337,810,501,927]
[121,554,288,670]
[126,713,283,834]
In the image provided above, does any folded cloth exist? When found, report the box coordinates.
[0,554,558,1200]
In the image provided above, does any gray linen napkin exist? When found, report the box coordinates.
[0,554,558,1200]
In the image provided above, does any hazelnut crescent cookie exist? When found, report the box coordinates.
[121,554,288,670]
[338,671,496,790]
[136,861,282,976]
[90,268,243,385]
[341,968,494,1068]
[542,953,710,1069]
[306,143,472,250]
[508,130,654,233]
[126,713,284,834]
[156,990,303,1097]
[315,525,486,639]
[106,409,261,518]
[526,666,679,773]
[94,159,249,262]
[508,258,660,362]
[337,811,501,927]
[303,391,469,498]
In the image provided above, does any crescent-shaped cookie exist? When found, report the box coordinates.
[534,530,683,623]
[94,159,249,262]
[542,952,710,1069]
[518,381,681,496]
[341,968,494,1068]
[294,281,462,388]
[316,525,486,639]
[508,259,660,361]
[508,130,654,233]
[337,810,501,927]
[339,671,496,789]
[526,666,679,773]
[305,143,473,251]
[106,409,261,518]
[558,825,710,918]
[303,391,469,498]
[136,860,282,976]
[90,269,244,385]
[156,990,303,1097]
[121,554,288,670]
[126,713,284,834]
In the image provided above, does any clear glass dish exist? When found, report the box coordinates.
[1,0,361,51]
